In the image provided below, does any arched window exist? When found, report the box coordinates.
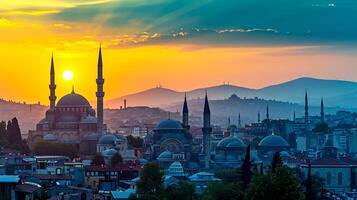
[326,172,332,185]
[338,172,343,186]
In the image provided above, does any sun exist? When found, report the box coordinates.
[63,70,74,81]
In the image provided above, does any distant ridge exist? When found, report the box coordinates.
[105,77,357,108]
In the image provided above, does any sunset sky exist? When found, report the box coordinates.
[1,0,357,105]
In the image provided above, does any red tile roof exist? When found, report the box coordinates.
[85,163,141,172]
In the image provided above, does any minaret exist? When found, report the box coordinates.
[305,91,309,124]
[258,111,261,123]
[202,92,212,170]
[320,97,325,122]
[49,54,56,110]
[96,45,105,134]
[238,112,241,128]
[228,116,231,127]
[293,111,296,122]
[266,104,270,120]
[182,93,189,129]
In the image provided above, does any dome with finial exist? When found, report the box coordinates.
[258,132,289,148]
[57,90,91,107]
[155,119,183,130]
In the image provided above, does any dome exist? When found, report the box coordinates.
[102,148,118,157]
[98,134,119,145]
[157,150,173,161]
[217,136,245,149]
[168,161,185,177]
[43,133,57,141]
[57,92,91,107]
[258,134,289,148]
[155,119,183,130]
[84,132,100,141]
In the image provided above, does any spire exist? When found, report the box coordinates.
[238,112,241,127]
[71,85,75,94]
[96,44,105,134]
[49,53,56,110]
[258,111,261,123]
[202,90,212,170]
[228,116,231,127]
[204,91,211,115]
[266,104,270,120]
[182,93,189,128]
[293,111,296,122]
[305,90,309,124]
[321,97,325,122]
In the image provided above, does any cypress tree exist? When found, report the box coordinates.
[306,161,314,200]
[11,118,22,144]
[241,144,252,189]
[6,120,13,143]
[0,121,6,141]
[272,151,283,173]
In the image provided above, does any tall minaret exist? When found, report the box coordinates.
[266,104,270,120]
[258,111,261,123]
[293,111,296,122]
[202,92,212,170]
[49,54,56,110]
[96,45,105,134]
[238,112,241,128]
[305,91,309,124]
[228,116,231,127]
[320,97,325,122]
[182,93,189,129]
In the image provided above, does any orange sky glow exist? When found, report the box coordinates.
[1,1,357,105]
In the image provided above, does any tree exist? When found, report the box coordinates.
[164,182,198,200]
[136,162,163,200]
[215,168,241,183]
[202,182,243,200]
[127,135,144,148]
[111,152,123,167]
[32,141,78,159]
[271,151,283,173]
[306,162,313,200]
[91,153,105,166]
[6,118,22,144]
[245,167,305,200]
[0,121,6,142]
[241,144,252,189]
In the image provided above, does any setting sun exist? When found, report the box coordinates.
[62,70,74,81]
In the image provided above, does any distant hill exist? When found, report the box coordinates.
[0,99,47,136]
[105,77,357,108]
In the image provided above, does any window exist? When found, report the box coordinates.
[338,172,343,186]
[326,172,331,185]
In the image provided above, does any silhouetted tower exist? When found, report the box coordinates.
[258,111,261,123]
[124,99,127,109]
[182,93,189,129]
[266,104,270,120]
[305,91,309,124]
[238,113,241,127]
[293,111,296,122]
[49,54,56,110]
[202,92,212,169]
[228,116,231,127]
[96,45,105,134]
[321,97,325,122]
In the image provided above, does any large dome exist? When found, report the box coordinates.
[217,135,245,149]
[98,134,119,145]
[157,150,173,161]
[57,92,91,107]
[258,134,289,148]
[155,119,183,130]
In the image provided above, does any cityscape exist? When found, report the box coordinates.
[1,1,357,200]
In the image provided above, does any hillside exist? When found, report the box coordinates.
[105,77,357,108]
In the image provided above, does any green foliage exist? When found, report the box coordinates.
[241,144,252,189]
[245,167,305,200]
[202,182,244,200]
[91,153,105,166]
[136,162,164,200]
[0,121,6,141]
[127,135,144,148]
[215,168,242,183]
[6,118,22,144]
[111,152,123,167]
[32,141,78,159]
[164,182,198,200]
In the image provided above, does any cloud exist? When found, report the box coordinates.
[0,10,59,16]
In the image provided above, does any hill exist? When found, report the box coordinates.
[105,77,357,108]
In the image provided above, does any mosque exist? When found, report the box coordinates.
[28,47,106,156]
